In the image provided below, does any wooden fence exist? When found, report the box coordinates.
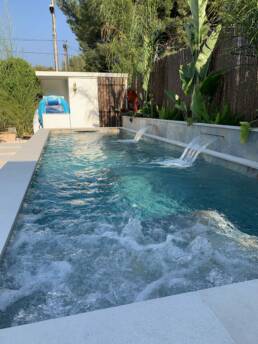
[150,30,258,121]
[98,77,127,127]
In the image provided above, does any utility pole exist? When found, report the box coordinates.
[63,41,69,71]
[49,0,59,71]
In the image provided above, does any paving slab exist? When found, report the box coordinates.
[0,142,24,168]
[199,279,258,344]
[2,281,257,344]
[0,289,235,344]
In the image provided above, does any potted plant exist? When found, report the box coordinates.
[240,121,251,144]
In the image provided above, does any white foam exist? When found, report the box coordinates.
[0,289,22,312]
[154,135,216,168]
[116,125,152,143]
[1,210,258,328]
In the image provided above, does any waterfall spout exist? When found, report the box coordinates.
[133,125,152,142]
[117,125,152,143]
[157,135,216,168]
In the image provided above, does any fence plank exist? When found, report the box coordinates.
[98,77,127,127]
[150,30,258,121]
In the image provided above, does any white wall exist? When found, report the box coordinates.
[40,79,69,101]
[68,77,99,128]
[43,114,71,129]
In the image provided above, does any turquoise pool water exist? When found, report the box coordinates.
[0,131,258,328]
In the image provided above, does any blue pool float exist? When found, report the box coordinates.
[37,95,70,128]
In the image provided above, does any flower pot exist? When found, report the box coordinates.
[186,117,193,126]
[240,122,250,144]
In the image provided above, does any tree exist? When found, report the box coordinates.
[67,54,86,71]
[0,0,14,59]
[58,0,109,71]
[166,0,221,122]
[58,0,178,102]
[0,58,42,137]
[219,0,258,53]
[33,65,54,71]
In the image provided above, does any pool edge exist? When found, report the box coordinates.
[0,129,50,259]
[121,127,258,177]
[1,279,258,343]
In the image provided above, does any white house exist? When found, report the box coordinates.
[36,71,128,129]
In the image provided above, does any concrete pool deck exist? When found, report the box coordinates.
[0,279,258,344]
[0,128,258,343]
[0,142,25,168]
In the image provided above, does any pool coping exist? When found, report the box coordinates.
[0,129,49,258]
[1,279,258,344]
[121,127,258,175]
[1,128,258,343]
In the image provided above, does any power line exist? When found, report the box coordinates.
[0,38,81,53]
[0,37,67,43]
[0,49,66,56]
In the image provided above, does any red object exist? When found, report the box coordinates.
[127,89,139,113]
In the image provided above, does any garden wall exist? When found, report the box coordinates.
[150,30,258,121]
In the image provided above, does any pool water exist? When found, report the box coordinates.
[1,131,258,328]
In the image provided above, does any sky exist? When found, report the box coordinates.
[0,0,80,67]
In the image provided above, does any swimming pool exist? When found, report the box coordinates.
[0,130,258,328]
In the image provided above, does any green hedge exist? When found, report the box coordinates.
[0,58,42,137]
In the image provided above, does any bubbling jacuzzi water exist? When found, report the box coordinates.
[0,131,258,329]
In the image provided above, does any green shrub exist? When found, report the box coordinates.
[165,90,188,120]
[209,104,242,126]
[158,106,184,121]
[137,100,159,118]
[0,89,20,130]
[0,57,42,137]
[240,121,250,144]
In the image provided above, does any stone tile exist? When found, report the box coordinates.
[199,280,258,344]
[0,292,235,344]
